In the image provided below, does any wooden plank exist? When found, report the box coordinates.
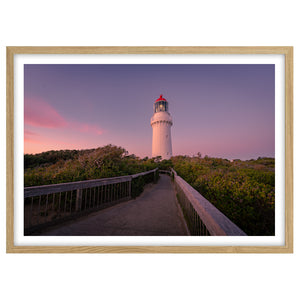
[285,47,294,252]
[24,175,133,197]
[6,47,14,252]
[6,245,294,254]
[7,46,292,55]
[131,168,158,178]
[24,169,158,198]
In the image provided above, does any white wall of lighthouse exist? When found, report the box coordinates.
[151,95,173,160]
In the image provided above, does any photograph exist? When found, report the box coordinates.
[6,46,293,253]
[24,63,275,237]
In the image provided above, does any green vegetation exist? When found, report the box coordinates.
[131,171,159,198]
[171,155,275,236]
[24,145,158,187]
[24,146,275,235]
[24,149,84,169]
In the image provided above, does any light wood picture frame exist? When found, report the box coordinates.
[6,46,293,253]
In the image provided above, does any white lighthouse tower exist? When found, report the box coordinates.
[151,94,173,160]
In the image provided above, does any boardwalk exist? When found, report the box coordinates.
[42,174,189,236]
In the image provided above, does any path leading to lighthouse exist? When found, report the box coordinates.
[42,174,189,236]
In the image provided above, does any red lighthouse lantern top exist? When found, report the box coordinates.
[154,94,169,113]
[155,94,167,102]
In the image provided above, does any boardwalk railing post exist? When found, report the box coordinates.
[76,189,82,211]
[129,178,132,199]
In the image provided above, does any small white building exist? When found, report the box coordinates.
[151,94,173,160]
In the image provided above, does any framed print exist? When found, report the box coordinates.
[6,46,293,253]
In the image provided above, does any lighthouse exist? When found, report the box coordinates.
[151,94,173,160]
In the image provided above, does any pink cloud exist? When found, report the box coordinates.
[24,129,40,143]
[24,98,104,135]
[24,98,105,153]
[24,129,38,137]
[24,98,68,128]
[24,135,82,154]
[77,123,103,135]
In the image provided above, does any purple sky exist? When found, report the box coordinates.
[24,64,275,160]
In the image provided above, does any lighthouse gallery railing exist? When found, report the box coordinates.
[171,169,246,236]
[24,168,158,234]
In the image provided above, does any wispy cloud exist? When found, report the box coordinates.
[24,129,40,143]
[77,123,103,135]
[24,134,85,154]
[24,129,38,137]
[25,98,68,128]
[25,97,104,136]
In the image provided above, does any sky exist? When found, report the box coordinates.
[24,64,275,160]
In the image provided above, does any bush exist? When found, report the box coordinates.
[172,156,275,236]
[24,145,158,187]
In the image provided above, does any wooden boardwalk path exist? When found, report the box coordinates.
[42,174,189,236]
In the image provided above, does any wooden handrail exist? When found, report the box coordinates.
[131,168,158,179]
[171,168,246,236]
[24,168,159,234]
[25,168,158,197]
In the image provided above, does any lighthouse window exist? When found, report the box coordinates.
[155,101,167,112]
